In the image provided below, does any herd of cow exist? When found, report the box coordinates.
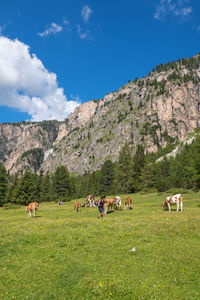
[74,195,132,213]
[25,193,183,217]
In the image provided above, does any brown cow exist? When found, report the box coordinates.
[125,197,132,210]
[26,202,39,217]
[74,201,81,213]
[104,197,115,214]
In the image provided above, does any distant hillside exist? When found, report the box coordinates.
[0,53,200,175]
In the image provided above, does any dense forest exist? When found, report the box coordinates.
[1,131,200,206]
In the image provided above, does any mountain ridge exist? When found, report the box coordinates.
[1,53,200,175]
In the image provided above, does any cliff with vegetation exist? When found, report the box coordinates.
[0,54,200,175]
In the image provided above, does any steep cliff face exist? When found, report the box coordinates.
[1,54,200,175]
[0,121,59,175]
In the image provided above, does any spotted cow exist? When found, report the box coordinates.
[86,195,95,207]
[125,197,132,210]
[113,196,122,210]
[163,194,183,212]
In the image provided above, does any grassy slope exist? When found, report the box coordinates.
[0,193,200,300]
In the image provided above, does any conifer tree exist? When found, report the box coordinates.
[12,170,39,205]
[40,174,52,202]
[0,163,8,206]
[140,157,156,191]
[6,173,19,204]
[89,172,98,196]
[114,143,134,193]
[52,166,71,201]
[192,136,200,188]
[99,160,114,195]
[155,158,170,192]
[133,145,145,191]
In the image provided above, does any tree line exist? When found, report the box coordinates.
[1,134,200,206]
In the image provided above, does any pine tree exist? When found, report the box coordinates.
[6,173,19,204]
[0,163,8,206]
[140,157,156,191]
[52,166,71,201]
[99,160,114,195]
[133,145,145,191]
[40,174,52,202]
[192,136,200,188]
[115,143,134,193]
[155,158,170,192]
[12,170,39,205]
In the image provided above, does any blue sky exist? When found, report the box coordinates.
[0,0,199,123]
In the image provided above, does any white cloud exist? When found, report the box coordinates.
[38,22,63,37]
[81,5,92,23]
[174,6,192,17]
[154,0,192,21]
[0,36,80,121]
[77,24,91,40]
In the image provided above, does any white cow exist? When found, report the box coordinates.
[163,194,183,212]
[114,196,122,210]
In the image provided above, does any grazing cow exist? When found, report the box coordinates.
[163,194,183,212]
[26,202,39,218]
[86,195,95,207]
[104,197,115,214]
[74,201,81,213]
[113,196,122,210]
[125,197,132,210]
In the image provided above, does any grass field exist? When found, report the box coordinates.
[0,192,200,300]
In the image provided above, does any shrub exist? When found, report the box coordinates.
[3,203,21,210]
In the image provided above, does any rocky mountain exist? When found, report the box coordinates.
[1,54,200,175]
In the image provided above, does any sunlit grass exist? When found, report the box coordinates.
[0,192,200,299]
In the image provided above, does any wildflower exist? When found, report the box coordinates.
[99,282,103,287]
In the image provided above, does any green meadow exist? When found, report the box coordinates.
[0,192,200,300]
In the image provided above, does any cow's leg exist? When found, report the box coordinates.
[33,209,36,217]
[29,211,32,217]
[176,202,179,212]
[168,203,171,212]
[180,201,183,212]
